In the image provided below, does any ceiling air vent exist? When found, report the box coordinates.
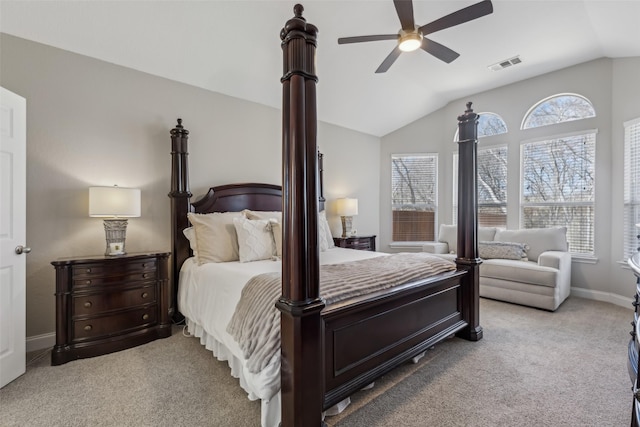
[489,55,522,71]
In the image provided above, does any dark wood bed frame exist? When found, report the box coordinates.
[168,5,482,426]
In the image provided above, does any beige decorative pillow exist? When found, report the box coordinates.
[187,212,243,264]
[243,210,282,223]
[233,217,276,262]
[479,241,529,260]
[271,220,282,258]
[319,210,334,250]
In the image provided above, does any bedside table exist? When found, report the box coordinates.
[51,251,172,365]
[333,235,376,252]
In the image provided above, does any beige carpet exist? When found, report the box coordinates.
[0,297,632,426]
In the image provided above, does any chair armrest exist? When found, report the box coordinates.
[538,251,571,270]
[423,242,449,254]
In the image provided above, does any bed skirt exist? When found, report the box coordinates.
[185,317,351,426]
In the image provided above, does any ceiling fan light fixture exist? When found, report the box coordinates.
[398,32,422,52]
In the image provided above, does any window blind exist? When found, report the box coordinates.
[391,154,437,241]
[624,118,640,260]
[521,132,596,255]
[453,146,508,228]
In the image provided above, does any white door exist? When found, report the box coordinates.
[0,87,27,388]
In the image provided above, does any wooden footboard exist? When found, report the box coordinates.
[321,271,467,409]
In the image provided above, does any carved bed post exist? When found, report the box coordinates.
[276,4,325,426]
[168,118,191,322]
[455,102,483,341]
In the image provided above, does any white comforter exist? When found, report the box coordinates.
[178,247,386,403]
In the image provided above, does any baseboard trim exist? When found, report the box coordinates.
[571,287,633,309]
[26,332,55,353]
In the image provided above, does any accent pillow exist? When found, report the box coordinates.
[183,227,198,261]
[187,212,243,264]
[319,210,334,251]
[233,217,276,262]
[479,241,529,260]
[270,220,282,258]
[243,210,282,223]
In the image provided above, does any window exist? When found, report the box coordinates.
[624,118,640,260]
[454,112,507,140]
[522,93,595,129]
[454,146,508,228]
[521,132,596,255]
[391,154,437,241]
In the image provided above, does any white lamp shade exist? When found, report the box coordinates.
[335,198,358,216]
[89,186,141,217]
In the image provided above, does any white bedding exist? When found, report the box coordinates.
[178,247,387,426]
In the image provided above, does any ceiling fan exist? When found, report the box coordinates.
[338,0,494,73]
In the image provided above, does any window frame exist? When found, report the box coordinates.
[521,93,596,130]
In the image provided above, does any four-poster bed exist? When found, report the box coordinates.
[168,5,482,426]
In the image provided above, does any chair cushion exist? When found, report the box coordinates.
[481,259,559,288]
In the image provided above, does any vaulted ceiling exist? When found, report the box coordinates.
[2,1,639,136]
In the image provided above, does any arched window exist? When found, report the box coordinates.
[453,112,507,140]
[521,93,595,129]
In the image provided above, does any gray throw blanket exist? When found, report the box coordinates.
[226,252,456,374]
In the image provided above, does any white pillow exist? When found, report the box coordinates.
[319,211,334,250]
[182,227,199,262]
[233,217,276,262]
[187,212,243,264]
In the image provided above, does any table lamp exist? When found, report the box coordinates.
[335,197,358,238]
[89,186,141,256]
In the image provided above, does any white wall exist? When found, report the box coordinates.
[0,33,380,338]
[380,57,640,305]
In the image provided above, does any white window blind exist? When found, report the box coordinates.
[453,146,508,228]
[521,132,596,255]
[391,154,437,241]
[624,118,640,260]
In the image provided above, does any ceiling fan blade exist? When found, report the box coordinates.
[338,34,398,44]
[421,38,460,63]
[419,0,493,35]
[393,0,415,31]
[375,46,402,74]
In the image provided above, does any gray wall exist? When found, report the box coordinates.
[0,34,380,340]
[380,57,640,304]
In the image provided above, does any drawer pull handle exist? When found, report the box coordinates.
[86,268,91,273]
[142,314,149,320]
[142,263,147,268]
[142,273,148,279]
[85,280,91,285]
[84,325,92,331]
[141,292,148,298]
[84,301,92,308]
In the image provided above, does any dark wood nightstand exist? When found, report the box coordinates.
[333,235,376,252]
[51,251,172,365]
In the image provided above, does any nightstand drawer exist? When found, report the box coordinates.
[72,270,157,288]
[72,259,157,279]
[72,307,158,341]
[348,238,373,251]
[73,286,157,316]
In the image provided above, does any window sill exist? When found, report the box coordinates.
[389,242,431,249]
[571,254,598,264]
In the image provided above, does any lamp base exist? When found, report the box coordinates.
[341,216,353,238]
[103,219,128,256]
